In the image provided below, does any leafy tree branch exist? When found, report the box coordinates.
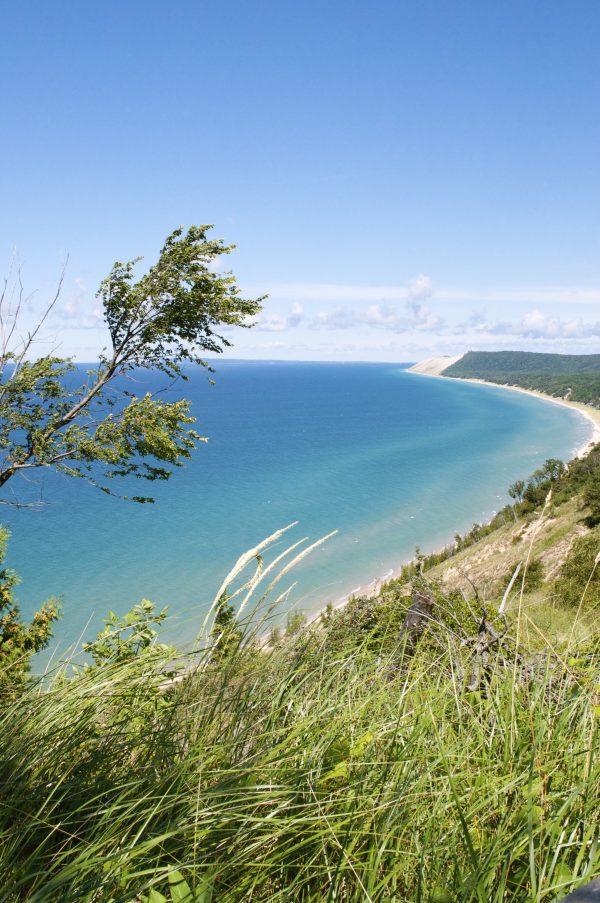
[0,224,264,501]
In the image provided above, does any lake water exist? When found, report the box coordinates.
[1,361,592,662]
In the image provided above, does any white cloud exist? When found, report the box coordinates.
[308,274,441,334]
[407,274,433,302]
[254,303,305,332]
[311,306,358,330]
[457,307,600,341]
[363,300,441,333]
[58,277,103,328]
[287,302,304,328]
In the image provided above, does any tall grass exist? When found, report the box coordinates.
[0,532,598,901]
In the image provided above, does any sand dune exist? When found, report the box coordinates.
[408,354,463,376]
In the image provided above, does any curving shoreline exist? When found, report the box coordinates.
[409,370,600,460]
[459,380,600,459]
[406,354,600,459]
[302,371,599,630]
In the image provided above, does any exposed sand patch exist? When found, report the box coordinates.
[407,354,463,376]
[538,524,588,582]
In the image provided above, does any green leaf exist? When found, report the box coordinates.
[168,870,193,902]
[194,879,214,903]
[143,890,168,903]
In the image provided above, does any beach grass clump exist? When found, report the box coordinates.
[0,562,599,901]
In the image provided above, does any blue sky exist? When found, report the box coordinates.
[2,0,600,361]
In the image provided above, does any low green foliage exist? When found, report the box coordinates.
[309,586,410,658]
[209,595,242,662]
[284,608,307,636]
[83,598,173,665]
[0,509,597,900]
[583,472,600,525]
[501,557,545,595]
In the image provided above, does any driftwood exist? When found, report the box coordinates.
[461,608,510,691]
[393,583,522,689]
[393,581,549,694]
[396,586,435,657]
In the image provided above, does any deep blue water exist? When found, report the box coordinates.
[1,361,592,662]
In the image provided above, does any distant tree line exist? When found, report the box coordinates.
[444,350,600,407]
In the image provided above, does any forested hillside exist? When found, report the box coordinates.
[443,350,600,406]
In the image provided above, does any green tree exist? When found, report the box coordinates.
[530,458,566,487]
[541,457,566,482]
[0,527,60,694]
[0,225,263,502]
[508,478,525,502]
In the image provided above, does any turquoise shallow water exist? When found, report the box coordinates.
[1,361,592,662]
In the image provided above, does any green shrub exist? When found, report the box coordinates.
[316,585,410,656]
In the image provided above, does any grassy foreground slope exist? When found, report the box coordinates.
[0,449,599,900]
[443,351,600,407]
